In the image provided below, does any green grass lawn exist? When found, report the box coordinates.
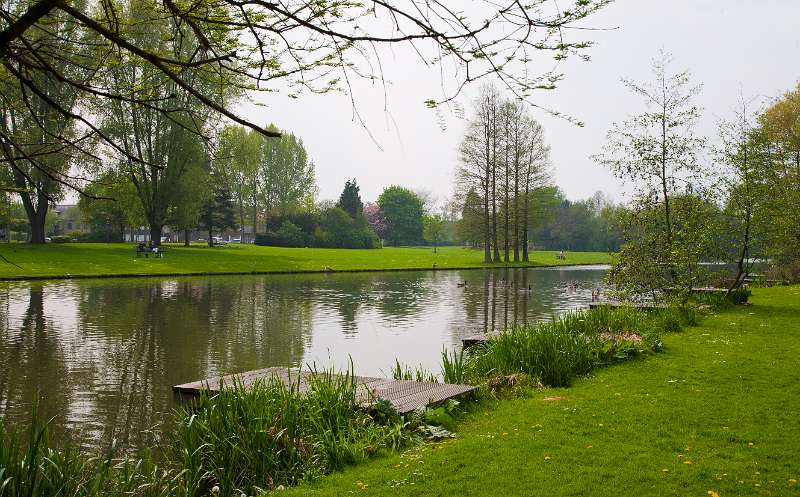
[278,285,800,497]
[0,243,611,279]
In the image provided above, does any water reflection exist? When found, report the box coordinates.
[0,266,606,450]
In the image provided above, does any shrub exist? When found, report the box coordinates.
[313,208,380,249]
[49,235,72,243]
[254,221,309,248]
[276,221,307,247]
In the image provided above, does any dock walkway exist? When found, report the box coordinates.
[173,367,475,415]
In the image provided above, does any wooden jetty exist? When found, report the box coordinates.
[462,330,501,349]
[173,367,475,415]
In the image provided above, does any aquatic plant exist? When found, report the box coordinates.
[170,367,410,495]
[389,359,438,383]
[464,306,680,388]
[440,348,466,385]
[0,412,177,497]
[0,369,412,497]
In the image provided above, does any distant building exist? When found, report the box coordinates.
[50,205,89,236]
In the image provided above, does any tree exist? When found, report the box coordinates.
[198,184,237,246]
[456,189,484,247]
[98,0,224,244]
[593,51,708,299]
[423,214,447,253]
[337,179,363,218]
[754,83,800,279]
[216,125,261,239]
[167,161,212,246]
[716,95,767,291]
[457,85,503,262]
[0,1,98,242]
[0,0,610,196]
[377,186,424,246]
[260,129,316,215]
[456,85,551,262]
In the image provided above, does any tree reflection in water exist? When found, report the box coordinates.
[0,267,606,451]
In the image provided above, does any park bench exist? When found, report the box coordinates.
[135,244,165,258]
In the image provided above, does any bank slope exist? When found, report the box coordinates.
[280,285,800,497]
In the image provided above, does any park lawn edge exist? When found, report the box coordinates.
[274,285,800,497]
[0,243,613,281]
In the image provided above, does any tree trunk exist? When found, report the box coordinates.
[20,194,49,243]
[208,226,214,247]
[150,224,162,246]
[483,180,491,263]
[491,105,500,263]
[503,119,510,263]
[184,228,190,247]
[19,192,48,244]
[513,140,520,262]
[522,161,531,262]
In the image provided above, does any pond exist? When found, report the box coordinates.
[0,265,607,451]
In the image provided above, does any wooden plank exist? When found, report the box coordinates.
[173,367,476,415]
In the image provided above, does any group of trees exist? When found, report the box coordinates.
[73,120,317,246]
[455,85,552,262]
[0,0,609,244]
[596,51,800,298]
[717,82,800,283]
[257,181,433,249]
[529,189,622,252]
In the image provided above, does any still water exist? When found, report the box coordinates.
[0,265,607,450]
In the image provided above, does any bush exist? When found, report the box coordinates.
[255,210,380,249]
[49,235,72,243]
[277,221,307,247]
[313,208,380,249]
[254,221,308,248]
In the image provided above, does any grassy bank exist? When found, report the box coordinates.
[0,243,611,280]
[280,285,800,497]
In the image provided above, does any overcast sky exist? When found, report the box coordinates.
[239,0,800,206]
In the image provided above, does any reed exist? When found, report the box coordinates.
[1,368,411,497]
[440,348,466,385]
[170,367,409,495]
[465,306,677,388]
[389,359,438,383]
[0,412,176,497]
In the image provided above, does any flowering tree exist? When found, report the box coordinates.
[363,202,386,240]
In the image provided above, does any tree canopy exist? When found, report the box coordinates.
[0,0,610,197]
[377,185,424,246]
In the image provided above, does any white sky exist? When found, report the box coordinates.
[238,0,800,206]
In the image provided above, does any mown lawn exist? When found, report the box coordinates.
[278,286,800,497]
[0,243,611,279]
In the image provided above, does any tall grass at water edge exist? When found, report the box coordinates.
[0,369,411,497]
[462,305,696,388]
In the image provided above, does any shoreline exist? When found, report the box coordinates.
[0,262,611,283]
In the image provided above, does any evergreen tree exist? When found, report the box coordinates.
[337,179,363,218]
[199,185,237,246]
